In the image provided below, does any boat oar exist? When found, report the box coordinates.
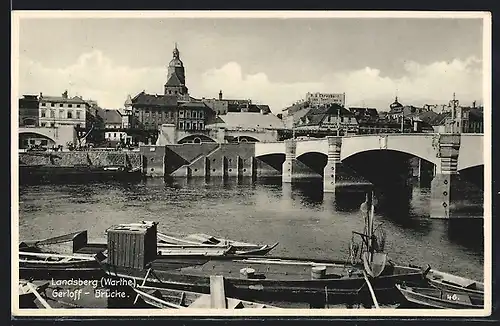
[133,267,152,305]
[25,282,52,309]
[362,270,380,309]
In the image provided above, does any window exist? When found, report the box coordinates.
[113,133,117,137]
[76,124,81,128]
[76,104,81,108]
[200,111,204,118]
[168,90,172,94]
[67,110,73,119]
[59,103,63,107]
[41,139,48,146]
[41,110,46,117]
[41,102,46,107]
[179,122,184,129]
[51,103,55,107]
[50,122,55,127]
[174,91,178,94]
[68,104,73,108]
[59,109,64,118]
[192,111,197,119]
[179,110,184,117]
[41,122,46,127]
[76,111,81,119]
[186,122,191,130]
[50,110,55,118]
[186,111,191,118]
[199,122,203,130]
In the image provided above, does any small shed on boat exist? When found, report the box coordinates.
[107,221,158,270]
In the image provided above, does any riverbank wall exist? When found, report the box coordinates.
[19,151,143,170]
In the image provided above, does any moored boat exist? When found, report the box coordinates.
[20,225,278,257]
[132,276,280,309]
[395,283,483,309]
[425,269,484,297]
[19,251,105,279]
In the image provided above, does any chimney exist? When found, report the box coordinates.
[473,101,476,108]
[219,90,223,101]
[62,90,68,99]
[39,92,43,99]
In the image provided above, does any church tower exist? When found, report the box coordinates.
[164,43,189,96]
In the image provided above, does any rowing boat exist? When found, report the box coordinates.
[132,278,279,309]
[395,283,483,309]
[425,269,484,297]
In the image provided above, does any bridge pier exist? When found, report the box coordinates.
[323,136,342,193]
[430,135,462,218]
[140,145,166,177]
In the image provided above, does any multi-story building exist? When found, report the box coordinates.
[38,91,90,128]
[306,92,346,107]
[19,94,39,127]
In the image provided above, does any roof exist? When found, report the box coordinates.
[415,110,438,124]
[165,73,183,86]
[206,112,285,129]
[298,103,353,126]
[283,101,310,115]
[349,107,379,117]
[99,109,122,124]
[40,95,88,105]
[428,112,451,126]
[255,105,271,114]
[179,101,213,111]
[131,92,178,107]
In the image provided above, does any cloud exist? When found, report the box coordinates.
[17,50,483,113]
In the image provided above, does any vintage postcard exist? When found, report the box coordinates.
[11,11,491,318]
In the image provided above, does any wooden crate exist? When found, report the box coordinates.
[107,222,157,270]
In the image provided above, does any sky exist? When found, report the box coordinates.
[15,14,486,113]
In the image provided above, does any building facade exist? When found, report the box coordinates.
[38,91,90,128]
[19,94,39,127]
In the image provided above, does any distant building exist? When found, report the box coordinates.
[294,103,358,135]
[306,92,346,107]
[206,112,285,142]
[19,94,39,127]
[202,90,271,116]
[38,91,90,128]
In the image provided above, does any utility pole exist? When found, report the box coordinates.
[400,115,404,133]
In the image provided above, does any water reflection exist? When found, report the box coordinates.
[18,176,484,282]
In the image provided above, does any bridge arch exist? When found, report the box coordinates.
[177,134,216,144]
[340,135,439,166]
[19,131,56,149]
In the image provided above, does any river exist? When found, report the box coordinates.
[18,177,484,284]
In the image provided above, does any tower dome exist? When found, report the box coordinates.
[390,96,403,109]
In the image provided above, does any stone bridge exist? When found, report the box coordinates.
[255,133,484,219]
[18,126,77,148]
[255,133,484,172]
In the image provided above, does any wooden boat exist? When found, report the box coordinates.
[132,276,279,309]
[395,283,483,309]
[18,280,51,308]
[157,231,279,256]
[425,269,484,297]
[20,226,278,257]
[100,193,427,307]
[19,251,105,279]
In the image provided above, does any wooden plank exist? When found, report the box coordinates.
[26,282,51,309]
[362,270,379,309]
[19,251,96,261]
[209,275,227,309]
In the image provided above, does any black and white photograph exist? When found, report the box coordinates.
[11,11,491,317]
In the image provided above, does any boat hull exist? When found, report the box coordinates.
[102,257,426,306]
[396,284,483,309]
